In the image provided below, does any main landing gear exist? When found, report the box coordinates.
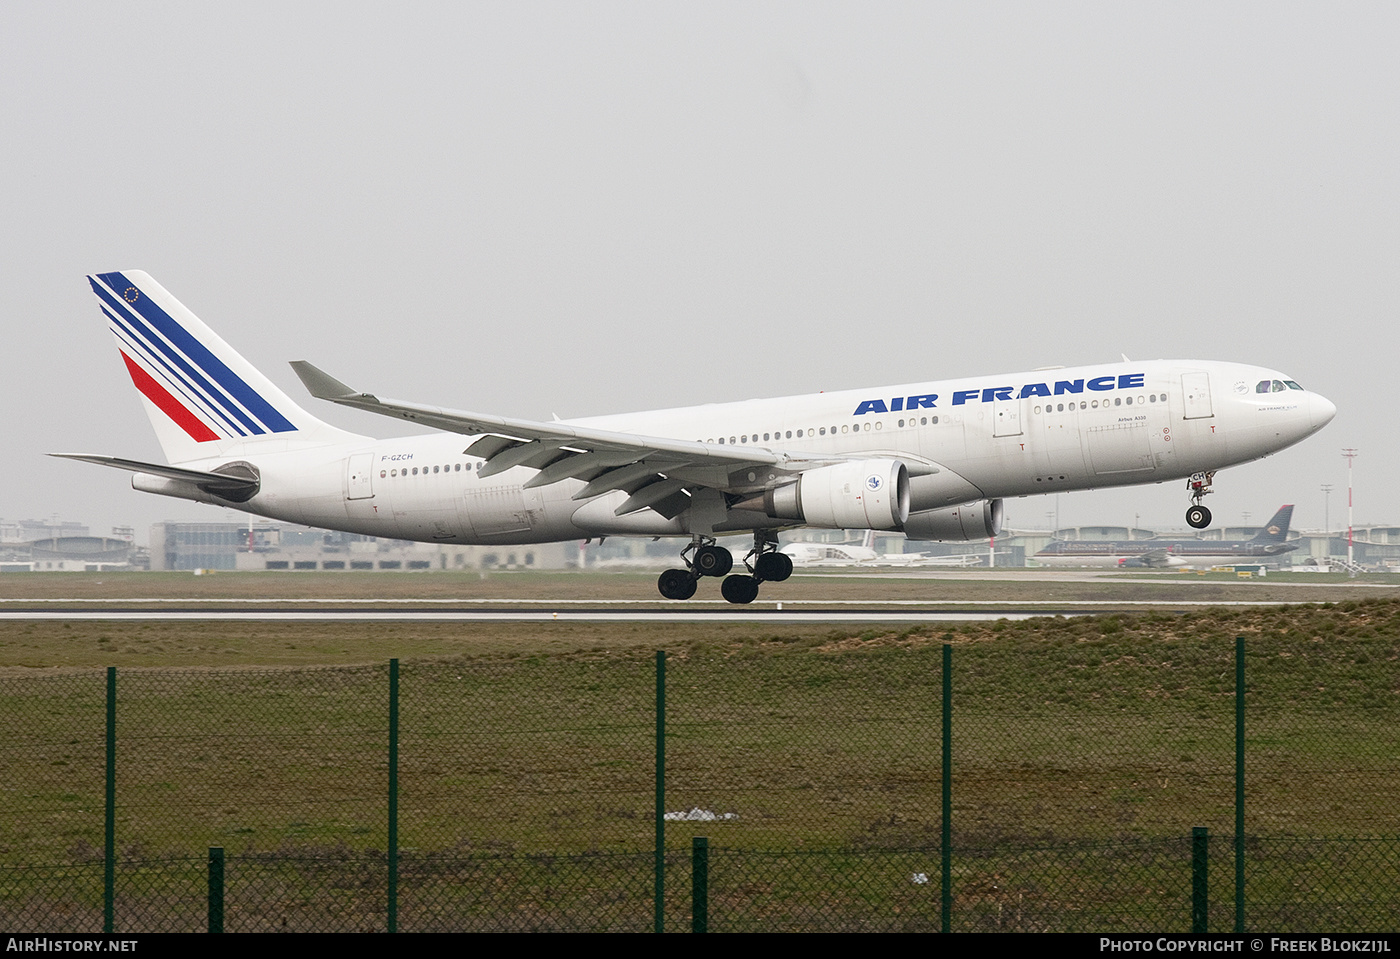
[656,531,794,604]
[657,535,732,601]
[1185,471,1216,529]
[720,531,793,605]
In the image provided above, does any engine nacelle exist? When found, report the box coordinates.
[902,499,1003,541]
[754,459,911,530]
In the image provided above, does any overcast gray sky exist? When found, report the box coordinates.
[3,2,1394,543]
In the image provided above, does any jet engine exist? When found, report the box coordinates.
[902,498,1003,541]
[742,459,911,530]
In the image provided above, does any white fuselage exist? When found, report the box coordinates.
[154,358,1334,546]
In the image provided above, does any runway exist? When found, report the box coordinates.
[0,595,1297,622]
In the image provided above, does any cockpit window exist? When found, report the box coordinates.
[1273,380,1287,392]
[1285,380,1304,390]
[1256,380,1272,394]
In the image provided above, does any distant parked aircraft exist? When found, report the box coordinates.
[781,531,983,567]
[1034,505,1299,568]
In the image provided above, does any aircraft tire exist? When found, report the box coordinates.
[1186,505,1212,529]
[694,545,733,577]
[657,568,697,600]
[721,574,760,605]
[754,551,793,582]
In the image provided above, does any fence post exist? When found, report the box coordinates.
[941,643,952,934]
[654,650,666,934]
[691,837,708,933]
[104,666,116,934]
[388,658,399,933]
[208,847,224,933]
[1192,826,1209,933]
[1235,636,1245,932]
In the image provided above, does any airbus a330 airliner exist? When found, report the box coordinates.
[56,271,1337,603]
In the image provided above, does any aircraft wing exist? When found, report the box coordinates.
[1135,549,1178,568]
[291,361,841,518]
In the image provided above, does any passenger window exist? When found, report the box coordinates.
[932,416,939,424]
[841,425,848,433]
[433,465,440,473]
[1115,398,1121,406]
[380,470,387,478]
[920,417,927,425]
[1125,397,1132,405]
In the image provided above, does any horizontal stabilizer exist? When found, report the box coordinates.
[289,361,364,402]
[48,454,260,494]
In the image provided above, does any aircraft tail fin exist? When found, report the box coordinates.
[1251,505,1294,543]
[87,271,361,464]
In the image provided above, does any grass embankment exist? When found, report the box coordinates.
[2,598,1396,931]
[1,599,1395,862]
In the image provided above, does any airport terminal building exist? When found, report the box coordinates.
[147,522,576,572]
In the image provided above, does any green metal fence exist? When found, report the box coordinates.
[1,634,1397,932]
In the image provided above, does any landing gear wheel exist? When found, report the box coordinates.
[657,568,697,600]
[754,551,793,582]
[693,544,733,577]
[1186,505,1212,530]
[721,574,760,605]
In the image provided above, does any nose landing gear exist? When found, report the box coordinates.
[1185,471,1216,529]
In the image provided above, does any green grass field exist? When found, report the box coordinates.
[2,576,1397,931]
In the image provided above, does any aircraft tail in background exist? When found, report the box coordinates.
[1250,505,1294,543]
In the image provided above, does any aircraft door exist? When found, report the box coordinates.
[1182,372,1213,419]
[992,396,1023,437]
[345,453,375,500]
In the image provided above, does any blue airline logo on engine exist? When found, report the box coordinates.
[852,374,1145,415]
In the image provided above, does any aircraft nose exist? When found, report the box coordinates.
[1310,392,1337,431]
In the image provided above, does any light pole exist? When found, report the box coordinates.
[1341,449,1359,567]
[1320,484,1333,561]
